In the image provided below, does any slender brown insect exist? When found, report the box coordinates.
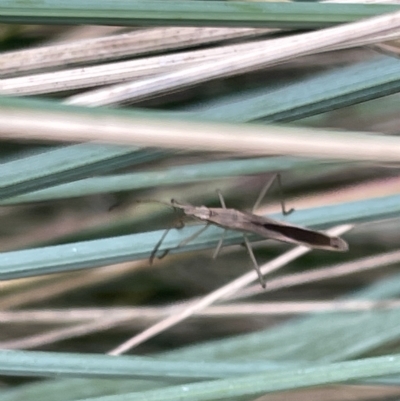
[150,174,348,288]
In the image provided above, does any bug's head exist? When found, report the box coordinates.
[170,198,185,209]
[170,199,210,220]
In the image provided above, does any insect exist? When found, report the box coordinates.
[149,174,348,288]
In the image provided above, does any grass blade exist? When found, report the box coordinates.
[0,2,399,28]
[0,194,397,280]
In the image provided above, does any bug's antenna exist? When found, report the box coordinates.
[136,199,174,209]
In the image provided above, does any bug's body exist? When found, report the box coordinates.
[149,174,349,288]
[170,200,348,252]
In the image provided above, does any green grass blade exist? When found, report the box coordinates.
[0,157,323,204]
[6,273,400,401]
[0,52,393,203]
[0,350,292,380]
[54,354,400,401]
[0,378,174,401]
[0,194,398,280]
[192,56,400,123]
[0,144,165,200]
[0,2,398,28]
[169,270,400,363]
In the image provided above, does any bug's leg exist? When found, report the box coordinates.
[216,189,227,208]
[213,189,227,259]
[252,173,294,216]
[252,174,277,212]
[243,234,266,288]
[175,223,210,248]
[150,217,185,263]
[276,174,294,216]
[156,223,211,262]
[213,229,226,260]
[150,228,171,265]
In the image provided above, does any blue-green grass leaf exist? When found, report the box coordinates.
[0,1,398,28]
[0,157,325,204]
[55,354,400,401]
[0,349,294,379]
[191,56,400,123]
[0,144,165,200]
[0,194,398,280]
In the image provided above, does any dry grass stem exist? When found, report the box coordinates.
[3,108,400,161]
[234,249,400,299]
[66,10,400,106]
[0,261,144,310]
[0,27,267,77]
[5,243,400,350]
[3,28,399,96]
[107,224,352,355]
